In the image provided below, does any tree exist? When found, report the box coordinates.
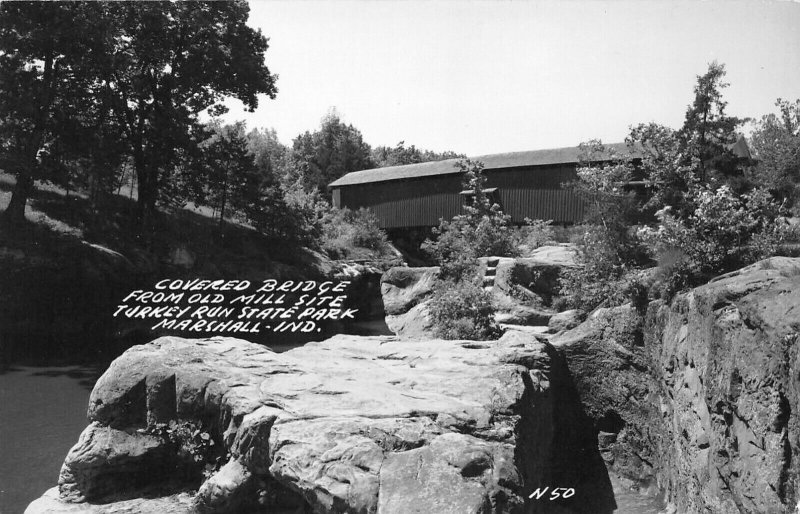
[0,2,278,230]
[246,127,291,185]
[372,141,463,167]
[0,2,101,222]
[749,98,800,211]
[627,123,697,215]
[90,1,277,231]
[49,79,129,212]
[678,61,745,185]
[189,122,257,228]
[626,66,790,297]
[290,111,375,193]
[628,63,749,218]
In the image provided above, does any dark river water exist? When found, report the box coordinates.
[0,331,664,514]
[0,366,98,514]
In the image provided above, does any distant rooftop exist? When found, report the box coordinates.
[329,142,632,187]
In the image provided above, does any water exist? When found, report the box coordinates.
[0,366,98,514]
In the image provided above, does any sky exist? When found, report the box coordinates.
[222,0,800,156]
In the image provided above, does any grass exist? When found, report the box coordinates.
[0,171,324,277]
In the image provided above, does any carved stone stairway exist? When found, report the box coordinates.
[483,257,499,292]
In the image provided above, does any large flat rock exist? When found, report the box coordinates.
[27,333,613,513]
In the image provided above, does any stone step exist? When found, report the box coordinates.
[482,276,495,286]
[484,266,497,276]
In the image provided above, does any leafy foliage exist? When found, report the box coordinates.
[420,159,510,338]
[559,141,648,311]
[0,2,105,222]
[571,139,639,228]
[516,218,556,253]
[638,185,790,294]
[422,159,517,280]
[678,61,745,186]
[320,207,391,260]
[559,225,645,311]
[289,110,375,193]
[247,127,293,186]
[627,122,698,216]
[372,141,464,167]
[145,421,222,480]
[428,279,501,340]
[749,98,800,212]
[188,122,256,224]
[0,1,278,231]
[561,63,794,309]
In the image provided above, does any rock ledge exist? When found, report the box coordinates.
[27,332,612,513]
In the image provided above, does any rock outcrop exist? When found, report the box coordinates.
[547,310,583,334]
[550,257,800,513]
[550,305,655,488]
[32,252,800,513]
[484,247,578,329]
[380,266,439,338]
[380,246,578,338]
[27,333,614,514]
[644,257,800,513]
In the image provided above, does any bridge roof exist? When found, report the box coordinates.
[329,142,631,187]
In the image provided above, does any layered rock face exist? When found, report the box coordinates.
[547,256,800,513]
[27,332,613,513]
[550,305,655,488]
[380,266,438,338]
[644,257,800,513]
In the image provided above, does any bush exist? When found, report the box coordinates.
[422,159,518,280]
[320,206,391,260]
[559,225,649,311]
[558,140,651,311]
[421,216,480,280]
[246,180,326,247]
[428,278,501,340]
[638,185,792,292]
[517,218,556,253]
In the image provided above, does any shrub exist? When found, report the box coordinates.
[559,225,648,312]
[278,181,327,244]
[421,216,480,280]
[428,278,501,340]
[320,206,390,260]
[558,140,651,311]
[422,159,517,279]
[638,185,791,292]
[517,218,556,253]
[246,180,327,247]
[647,248,694,300]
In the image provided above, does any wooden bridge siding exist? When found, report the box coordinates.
[338,174,463,228]
[487,165,585,223]
[334,164,586,228]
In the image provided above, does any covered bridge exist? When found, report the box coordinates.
[329,143,630,229]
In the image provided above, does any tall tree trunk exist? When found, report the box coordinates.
[3,47,56,224]
[136,168,158,234]
[133,148,158,236]
[218,170,228,230]
[4,170,34,223]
